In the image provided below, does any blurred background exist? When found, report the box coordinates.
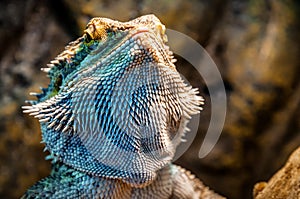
[0,0,299,198]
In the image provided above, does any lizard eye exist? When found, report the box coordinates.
[106,27,114,33]
[85,32,93,43]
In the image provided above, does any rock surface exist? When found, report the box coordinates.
[253,147,300,199]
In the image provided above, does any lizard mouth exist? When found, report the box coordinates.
[131,27,150,37]
[131,23,168,43]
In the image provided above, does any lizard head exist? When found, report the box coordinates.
[23,14,204,186]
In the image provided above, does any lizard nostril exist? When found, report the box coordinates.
[156,24,165,35]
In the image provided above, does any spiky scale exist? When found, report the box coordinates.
[19,15,224,199]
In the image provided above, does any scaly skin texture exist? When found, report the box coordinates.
[22,14,223,198]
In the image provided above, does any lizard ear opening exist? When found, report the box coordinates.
[54,75,63,92]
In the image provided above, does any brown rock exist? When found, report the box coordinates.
[183,1,300,198]
[0,1,70,198]
[253,147,300,199]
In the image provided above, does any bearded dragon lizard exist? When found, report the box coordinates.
[22,14,224,199]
